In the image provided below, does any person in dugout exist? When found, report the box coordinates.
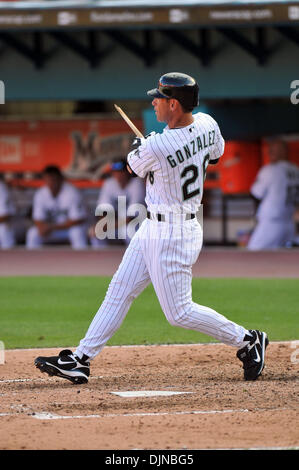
[26,165,88,249]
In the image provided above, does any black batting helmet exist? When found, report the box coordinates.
[147,72,199,112]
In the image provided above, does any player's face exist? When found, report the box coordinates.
[152,98,171,123]
[112,170,130,188]
[268,141,287,163]
[44,174,63,197]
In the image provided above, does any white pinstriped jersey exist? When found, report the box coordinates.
[127,112,224,214]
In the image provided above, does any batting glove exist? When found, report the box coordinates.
[131,132,156,150]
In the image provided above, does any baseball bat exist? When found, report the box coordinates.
[114,104,144,139]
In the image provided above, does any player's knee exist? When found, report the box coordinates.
[167,304,192,328]
[106,277,133,302]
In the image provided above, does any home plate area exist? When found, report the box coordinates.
[0,343,298,449]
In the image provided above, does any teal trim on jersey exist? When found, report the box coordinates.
[0,276,298,349]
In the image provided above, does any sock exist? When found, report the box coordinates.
[239,330,253,348]
[75,353,90,363]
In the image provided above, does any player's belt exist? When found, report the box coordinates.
[147,211,195,222]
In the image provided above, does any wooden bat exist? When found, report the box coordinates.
[114,104,144,139]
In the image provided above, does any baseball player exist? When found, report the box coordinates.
[248,139,299,250]
[0,175,16,249]
[26,165,88,249]
[35,73,269,383]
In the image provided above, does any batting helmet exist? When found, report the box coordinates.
[147,72,199,112]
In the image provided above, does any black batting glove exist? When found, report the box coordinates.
[131,137,142,150]
[131,132,156,150]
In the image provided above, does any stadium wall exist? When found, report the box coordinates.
[1,29,298,101]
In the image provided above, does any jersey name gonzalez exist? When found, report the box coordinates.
[127,112,224,214]
[166,130,216,168]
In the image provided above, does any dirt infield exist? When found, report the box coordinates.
[1,248,298,450]
[0,342,298,450]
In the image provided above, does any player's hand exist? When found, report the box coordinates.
[88,225,96,238]
[131,132,156,150]
[38,223,53,237]
[131,137,142,150]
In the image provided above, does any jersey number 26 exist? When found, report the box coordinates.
[181,154,210,201]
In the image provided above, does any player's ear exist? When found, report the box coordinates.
[169,99,176,111]
[171,99,181,111]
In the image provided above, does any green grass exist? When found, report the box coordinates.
[0,276,298,349]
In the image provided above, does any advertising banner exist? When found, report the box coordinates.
[0,118,142,186]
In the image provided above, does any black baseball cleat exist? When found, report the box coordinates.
[237,330,269,381]
[34,349,90,385]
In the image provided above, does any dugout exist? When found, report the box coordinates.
[0,0,299,245]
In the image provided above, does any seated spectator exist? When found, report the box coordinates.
[89,159,145,248]
[26,165,88,250]
[0,174,16,249]
[248,139,299,250]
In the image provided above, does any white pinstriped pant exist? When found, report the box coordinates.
[75,217,247,360]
